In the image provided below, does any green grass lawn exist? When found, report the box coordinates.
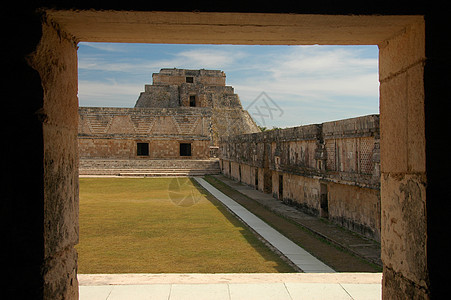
[77,177,295,273]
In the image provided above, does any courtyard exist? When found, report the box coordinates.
[78,175,382,299]
[78,176,380,274]
[77,177,295,274]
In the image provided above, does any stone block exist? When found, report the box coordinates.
[29,22,78,131]
[379,20,425,81]
[406,63,426,173]
[44,124,79,258]
[380,63,426,174]
[380,73,409,173]
[43,247,78,299]
[381,173,427,288]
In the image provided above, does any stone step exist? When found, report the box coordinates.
[78,158,220,176]
[79,169,220,172]
[79,168,220,172]
[80,172,220,176]
[79,159,219,166]
[117,171,218,177]
[79,168,220,176]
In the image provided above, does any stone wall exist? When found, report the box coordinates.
[211,108,259,145]
[135,84,242,109]
[135,68,242,109]
[121,68,260,146]
[79,103,259,160]
[152,68,226,86]
[79,107,211,159]
[220,115,381,241]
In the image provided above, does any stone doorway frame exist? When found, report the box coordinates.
[30,10,428,298]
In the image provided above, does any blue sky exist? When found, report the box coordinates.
[78,43,379,128]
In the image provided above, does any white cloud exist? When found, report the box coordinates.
[78,57,160,73]
[78,47,245,73]
[175,49,240,68]
[78,80,143,107]
[81,42,130,52]
[231,46,379,105]
[273,46,377,76]
[229,46,379,127]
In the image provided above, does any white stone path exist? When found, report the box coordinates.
[193,177,334,273]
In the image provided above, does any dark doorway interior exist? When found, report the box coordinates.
[137,142,149,156]
[180,143,192,156]
[238,165,241,182]
[189,95,196,107]
[255,168,259,189]
[278,174,283,200]
[320,182,329,218]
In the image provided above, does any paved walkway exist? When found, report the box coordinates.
[211,175,382,267]
[78,273,382,300]
[194,177,334,273]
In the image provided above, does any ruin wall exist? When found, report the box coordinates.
[78,107,211,159]
[220,114,381,241]
[136,82,241,108]
[152,68,226,86]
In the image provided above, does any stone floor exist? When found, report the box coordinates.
[79,273,382,300]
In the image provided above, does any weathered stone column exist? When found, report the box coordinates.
[379,19,428,298]
[27,15,79,299]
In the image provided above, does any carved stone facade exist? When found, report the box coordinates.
[220,115,381,241]
[78,107,212,159]
[78,69,259,163]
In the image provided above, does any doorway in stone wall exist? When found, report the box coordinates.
[255,168,259,189]
[189,95,196,107]
[278,174,283,200]
[34,10,429,298]
[238,165,242,182]
[180,143,192,157]
[320,182,329,218]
